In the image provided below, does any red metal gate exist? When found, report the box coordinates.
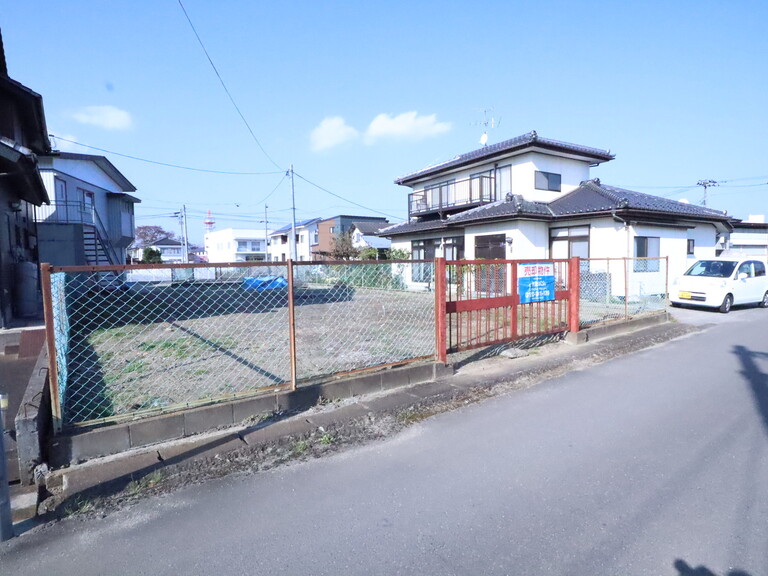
[435,257,580,361]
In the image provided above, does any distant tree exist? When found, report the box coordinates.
[330,231,361,260]
[386,248,410,260]
[135,225,176,246]
[141,247,162,264]
[359,247,379,260]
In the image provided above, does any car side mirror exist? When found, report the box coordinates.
[738,272,748,280]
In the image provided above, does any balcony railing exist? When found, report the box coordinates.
[409,175,495,217]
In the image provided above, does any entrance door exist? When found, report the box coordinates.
[474,234,506,294]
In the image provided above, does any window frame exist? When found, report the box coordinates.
[535,171,562,192]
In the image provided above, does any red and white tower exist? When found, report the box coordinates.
[203,209,215,233]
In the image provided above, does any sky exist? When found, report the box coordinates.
[3,0,767,245]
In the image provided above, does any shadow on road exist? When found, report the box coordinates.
[733,345,768,436]
[675,558,752,576]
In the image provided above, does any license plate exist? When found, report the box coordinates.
[678,291,692,300]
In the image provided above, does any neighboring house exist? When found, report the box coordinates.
[723,215,768,261]
[350,220,391,258]
[268,218,321,261]
[311,215,390,260]
[0,30,51,327]
[129,237,186,264]
[204,228,270,263]
[381,131,733,284]
[36,152,139,266]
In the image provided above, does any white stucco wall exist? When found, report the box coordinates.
[406,150,595,205]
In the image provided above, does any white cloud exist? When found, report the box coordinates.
[71,105,133,130]
[310,116,359,151]
[364,111,451,145]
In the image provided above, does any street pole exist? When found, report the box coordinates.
[264,204,269,262]
[0,392,13,541]
[290,165,297,261]
[697,179,718,207]
[182,204,190,263]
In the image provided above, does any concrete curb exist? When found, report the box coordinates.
[47,361,453,468]
[40,315,699,509]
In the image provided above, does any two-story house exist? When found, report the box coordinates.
[382,131,733,282]
[205,228,270,263]
[36,152,139,266]
[0,31,51,326]
[311,215,389,260]
[129,236,186,264]
[268,218,321,261]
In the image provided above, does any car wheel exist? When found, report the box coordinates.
[760,291,768,308]
[719,294,733,314]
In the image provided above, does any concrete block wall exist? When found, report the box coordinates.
[47,361,452,467]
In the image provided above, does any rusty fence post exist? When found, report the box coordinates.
[287,259,297,391]
[40,263,62,434]
[434,257,447,364]
[568,257,580,333]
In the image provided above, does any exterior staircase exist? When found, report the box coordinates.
[83,225,116,266]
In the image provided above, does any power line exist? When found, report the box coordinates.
[49,135,283,176]
[292,171,404,221]
[177,0,283,171]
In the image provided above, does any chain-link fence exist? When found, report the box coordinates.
[43,260,435,429]
[579,257,668,327]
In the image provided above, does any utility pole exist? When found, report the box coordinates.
[182,205,190,263]
[289,165,297,261]
[697,179,718,207]
[264,204,269,262]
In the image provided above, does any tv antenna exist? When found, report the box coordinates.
[472,108,502,146]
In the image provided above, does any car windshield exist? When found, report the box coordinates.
[684,260,738,278]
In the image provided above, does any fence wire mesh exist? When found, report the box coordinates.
[51,264,291,426]
[579,257,668,327]
[293,261,435,381]
[46,260,435,428]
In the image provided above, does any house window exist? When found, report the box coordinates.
[687,239,695,255]
[474,234,506,260]
[412,239,437,283]
[329,227,335,234]
[496,165,512,197]
[535,171,562,192]
[443,236,464,260]
[237,241,248,251]
[550,226,589,259]
[424,180,455,209]
[634,236,660,272]
[312,230,319,244]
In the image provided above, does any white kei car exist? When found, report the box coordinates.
[670,258,768,313]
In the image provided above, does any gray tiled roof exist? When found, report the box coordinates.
[351,221,389,235]
[551,180,730,220]
[395,131,614,185]
[380,180,731,238]
[448,195,552,223]
[378,218,451,237]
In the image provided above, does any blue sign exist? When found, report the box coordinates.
[518,263,556,304]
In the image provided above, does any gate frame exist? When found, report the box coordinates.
[435,256,580,362]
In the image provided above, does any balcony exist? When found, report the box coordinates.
[408,174,496,218]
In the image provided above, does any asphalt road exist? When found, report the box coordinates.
[2,306,768,575]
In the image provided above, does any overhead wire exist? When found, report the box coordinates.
[292,171,405,222]
[177,0,283,171]
[49,135,282,176]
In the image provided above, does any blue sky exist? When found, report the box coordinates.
[3,1,767,244]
